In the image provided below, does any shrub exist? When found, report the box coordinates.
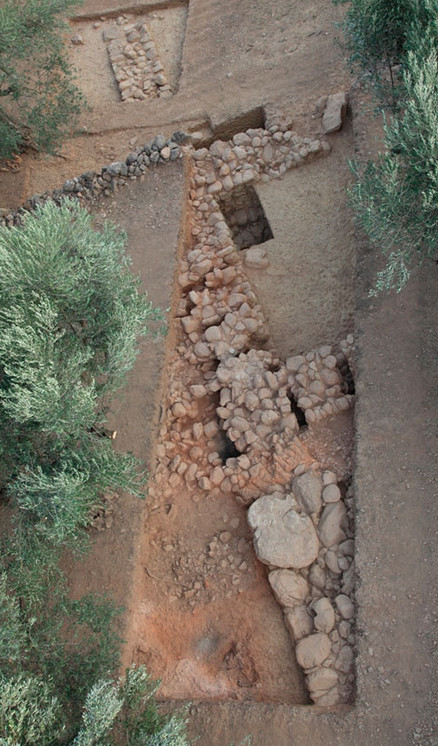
[336,0,438,292]
[0,199,161,552]
[0,0,86,160]
[334,0,438,108]
[349,42,438,293]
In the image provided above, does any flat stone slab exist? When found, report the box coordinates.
[247,492,319,569]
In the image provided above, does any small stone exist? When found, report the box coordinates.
[339,539,354,556]
[318,501,347,548]
[338,621,351,639]
[204,325,222,342]
[268,569,309,608]
[286,355,305,372]
[204,420,219,438]
[313,598,335,633]
[341,562,356,595]
[335,644,354,673]
[296,633,331,669]
[311,686,340,706]
[263,143,273,162]
[284,605,314,641]
[244,247,269,269]
[152,134,166,149]
[309,564,326,590]
[325,550,341,574]
[219,531,232,544]
[190,384,207,399]
[322,484,341,503]
[208,181,222,194]
[194,341,211,359]
[335,594,354,620]
[71,33,84,45]
[172,402,186,418]
[292,472,323,515]
[306,667,338,694]
[211,466,225,486]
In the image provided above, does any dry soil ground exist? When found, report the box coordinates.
[1,1,437,744]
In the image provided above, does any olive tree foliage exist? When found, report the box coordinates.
[334,0,438,108]
[349,41,438,293]
[0,199,160,553]
[335,0,438,293]
[0,665,189,746]
[0,0,85,160]
[0,201,192,745]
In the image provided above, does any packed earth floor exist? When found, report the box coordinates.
[0,1,437,744]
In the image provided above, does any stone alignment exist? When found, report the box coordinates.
[0,133,186,227]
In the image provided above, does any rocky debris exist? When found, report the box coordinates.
[245,467,355,705]
[210,350,297,456]
[322,91,349,134]
[286,343,354,423]
[150,529,257,609]
[248,492,319,569]
[105,21,172,102]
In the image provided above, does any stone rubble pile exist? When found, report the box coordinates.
[286,338,355,423]
[247,471,355,705]
[104,21,172,101]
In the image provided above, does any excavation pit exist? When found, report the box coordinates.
[219,185,274,250]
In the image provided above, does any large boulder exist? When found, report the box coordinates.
[248,492,319,569]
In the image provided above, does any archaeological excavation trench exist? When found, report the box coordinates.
[94,113,356,707]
